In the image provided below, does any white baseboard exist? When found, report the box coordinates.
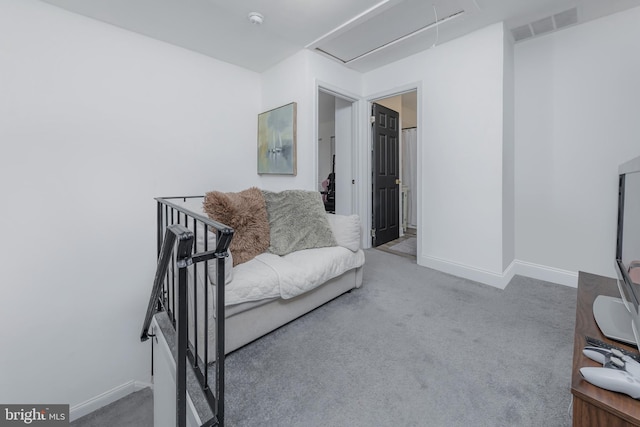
[418,254,513,289]
[418,255,578,289]
[512,260,578,288]
[69,380,153,422]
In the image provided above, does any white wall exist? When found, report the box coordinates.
[260,50,362,192]
[7,0,640,413]
[364,23,511,285]
[317,128,335,189]
[317,91,335,190]
[515,6,640,280]
[0,0,260,413]
[259,51,310,191]
[334,97,353,215]
[401,93,418,128]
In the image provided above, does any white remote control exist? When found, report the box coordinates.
[580,367,640,399]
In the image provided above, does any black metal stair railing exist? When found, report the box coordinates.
[140,199,233,427]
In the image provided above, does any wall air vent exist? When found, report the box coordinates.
[510,7,578,42]
[511,24,533,42]
[553,8,578,29]
[530,16,554,35]
[311,0,466,65]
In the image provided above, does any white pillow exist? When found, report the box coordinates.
[326,214,361,252]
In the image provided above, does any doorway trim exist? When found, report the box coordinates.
[315,80,361,218]
[363,82,422,251]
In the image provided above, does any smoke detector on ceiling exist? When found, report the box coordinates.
[248,12,264,25]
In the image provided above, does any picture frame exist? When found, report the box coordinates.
[257,102,297,175]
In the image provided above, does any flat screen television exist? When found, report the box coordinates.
[594,156,640,347]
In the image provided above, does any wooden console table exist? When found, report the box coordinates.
[572,271,640,426]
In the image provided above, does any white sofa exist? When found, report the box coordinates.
[176,196,365,361]
[223,226,364,354]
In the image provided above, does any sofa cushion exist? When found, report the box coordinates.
[203,187,270,266]
[326,214,361,252]
[262,189,337,256]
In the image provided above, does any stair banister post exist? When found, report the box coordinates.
[173,226,194,427]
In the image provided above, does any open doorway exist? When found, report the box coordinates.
[317,88,356,216]
[372,90,418,258]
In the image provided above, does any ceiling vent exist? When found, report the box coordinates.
[553,8,579,28]
[511,7,578,42]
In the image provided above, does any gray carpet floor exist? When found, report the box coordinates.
[223,249,577,426]
[80,248,577,426]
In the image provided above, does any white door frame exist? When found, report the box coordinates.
[315,81,421,252]
[362,83,421,250]
[315,81,361,216]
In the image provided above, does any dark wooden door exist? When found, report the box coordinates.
[372,103,400,247]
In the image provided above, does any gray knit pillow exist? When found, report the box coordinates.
[262,190,337,256]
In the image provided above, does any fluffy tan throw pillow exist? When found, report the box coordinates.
[203,187,270,266]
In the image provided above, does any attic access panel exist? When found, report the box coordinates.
[314,0,470,63]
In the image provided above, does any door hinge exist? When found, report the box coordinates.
[370,115,375,124]
[370,229,376,238]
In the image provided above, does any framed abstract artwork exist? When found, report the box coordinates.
[257,102,297,175]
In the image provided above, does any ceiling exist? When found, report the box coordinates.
[40,0,640,73]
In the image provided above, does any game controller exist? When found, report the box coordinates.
[583,346,609,364]
[580,367,640,399]
[583,346,640,378]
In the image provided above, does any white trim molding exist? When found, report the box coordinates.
[419,255,578,289]
[512,260,578,288]
[419,254,514,289]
